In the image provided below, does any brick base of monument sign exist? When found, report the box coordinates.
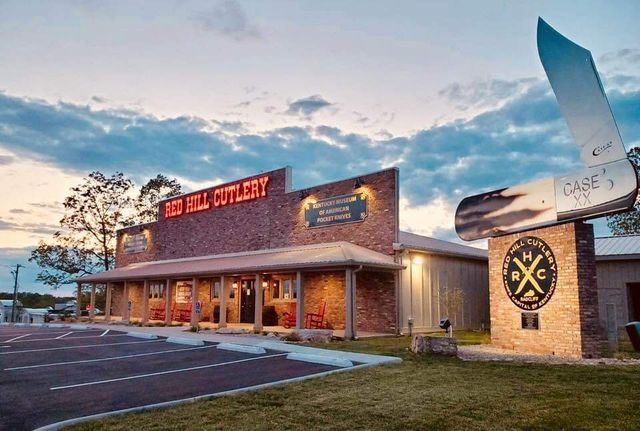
[488,222,602,358]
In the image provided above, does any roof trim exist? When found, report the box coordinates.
[74,241,403,283]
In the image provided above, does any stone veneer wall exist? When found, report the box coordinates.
[303,271,346,330]
[116,167,398,267]
[488,222,602,358]
[357,270,396,333]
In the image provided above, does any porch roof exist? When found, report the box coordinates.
[75,241,403,283]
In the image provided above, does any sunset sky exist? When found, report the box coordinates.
[1,0,639,295]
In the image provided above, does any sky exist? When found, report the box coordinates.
[0,0,639,296]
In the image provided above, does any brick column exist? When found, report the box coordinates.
[488,222,601,358]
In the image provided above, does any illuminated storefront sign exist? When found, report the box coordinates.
[123,232,148,254]
[164,175,270,219]
[304,192,368,228]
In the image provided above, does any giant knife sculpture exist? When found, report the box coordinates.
[455,18,638,241]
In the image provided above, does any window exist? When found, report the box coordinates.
[270,276,297,301]
[148,282,165,299]
[211,280,221,300]
[175,281,192,303]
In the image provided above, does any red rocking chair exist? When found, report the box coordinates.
[282,303,297,328]
[173,302,192,322]
[304,301,326,329]
[149,300,166,320]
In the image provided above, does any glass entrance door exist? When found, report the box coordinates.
[240,280,255,324]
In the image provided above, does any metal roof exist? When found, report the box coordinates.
[595,235,640,260]
[395,231,488,260]
[75,241,403,283]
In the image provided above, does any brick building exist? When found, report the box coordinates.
[77,166,486,338]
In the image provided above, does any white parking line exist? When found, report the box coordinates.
[100,330,109,337]
[6,345,217,370]
[0,339,163,355]
[5,334,127,343]
[55,332,73,339]
[3,333,32,343]
[50,353,287,390]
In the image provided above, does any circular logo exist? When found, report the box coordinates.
[502,236,557,310]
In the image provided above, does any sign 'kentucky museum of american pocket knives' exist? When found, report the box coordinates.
[454,18,638,242]
[304,192,368,228]
[123,232,148,254]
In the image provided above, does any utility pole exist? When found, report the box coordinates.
[11,264,24,323]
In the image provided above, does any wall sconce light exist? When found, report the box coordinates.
[138,226,145,233]
[299,190,309,200]
[232,281,238,289]
[353,177,365,189]
[262,281,268,288]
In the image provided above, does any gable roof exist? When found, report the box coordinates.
[595,235,640,260]
[75,241,403,283]
[396,231,488,260]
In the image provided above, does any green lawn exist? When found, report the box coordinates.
[67,331,640,431]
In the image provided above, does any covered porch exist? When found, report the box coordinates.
[76,242,403,339]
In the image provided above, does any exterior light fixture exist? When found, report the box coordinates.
[439,318,453,337]
[232,281,238,289]
[299,190,309,200]
[262,281,268,288]
[353,177,364,189]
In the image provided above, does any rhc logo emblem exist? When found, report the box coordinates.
[502,236,557,310]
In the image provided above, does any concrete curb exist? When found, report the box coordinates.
[127,332,158,340]
[216,343,266,354]
[166,337,205,346]
[286,352,353,368]
[256,341,402,365]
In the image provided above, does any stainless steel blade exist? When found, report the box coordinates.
[537,17,627,167]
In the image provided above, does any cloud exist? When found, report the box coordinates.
[9,209,30,215]
[599,49,640,65]
[0,155,13,165]
[0,217,59,236]
[0,70,638,245]
[286,95,333,117]
[193,0,261,41]
[439,77,538,112]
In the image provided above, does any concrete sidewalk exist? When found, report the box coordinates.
[82,322,401,366]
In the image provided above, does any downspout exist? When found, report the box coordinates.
[351,265,363,339]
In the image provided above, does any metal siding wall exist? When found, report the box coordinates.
[398,250,489,332]
[596,260,640,336]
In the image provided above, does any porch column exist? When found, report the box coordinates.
[345,268,355,339]
[219,276,227,328]
[190,277,198,328]
[164,279,172,325]
[105,282,112,321]
[122,281,129,322]
[295,271,304,330]
[76,282,82,321]
[254,274,263,332]
[89,283,96,321]
[142,280,150,325]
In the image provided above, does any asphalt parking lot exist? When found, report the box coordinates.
[0,325,349,430]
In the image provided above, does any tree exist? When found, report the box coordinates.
[30,171,133,288]
[440,285,465,326]
[126,174,182,226]
[607,147,640,235]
